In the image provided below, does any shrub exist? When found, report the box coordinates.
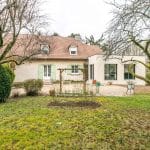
[4,65,15,83]
[24,79,43,96]
[12,82,24,88]
[0,65,15,103]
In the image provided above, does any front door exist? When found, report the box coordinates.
[43,65,51,80]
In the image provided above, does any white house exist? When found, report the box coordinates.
[13,35,146,86]
[88,55,146,85]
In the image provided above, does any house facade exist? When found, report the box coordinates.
[14,60,86,82]
[88,55,146,85]
[14,35,146,86]
[14,35,101,83]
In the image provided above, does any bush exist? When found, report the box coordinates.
[12,82,24,88]
[4,65,15,83]
[24,79,43,96]
[0,65,15,103]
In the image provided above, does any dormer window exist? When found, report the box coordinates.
[40,44,49,53]
[69,46,78,55]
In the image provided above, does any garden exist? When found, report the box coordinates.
[0,95,149,149]
[0,65,150,149]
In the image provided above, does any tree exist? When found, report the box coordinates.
[0,0,47,65]
[52,32,59,36]
[69,33,81,38]
[85,35,104,47]
[104,0,150,84]
[68,33,84,41]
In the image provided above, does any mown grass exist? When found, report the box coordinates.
[0,95,150,149]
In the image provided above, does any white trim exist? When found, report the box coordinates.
[40,44,49,53]
[69,47,78,55]
[43,65,51,80]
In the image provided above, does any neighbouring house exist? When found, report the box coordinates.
[13,35,146,87]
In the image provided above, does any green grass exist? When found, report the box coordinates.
[0,95,150,149]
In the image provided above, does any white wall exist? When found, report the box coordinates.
[88,55,146,85]
[14,60,86,82]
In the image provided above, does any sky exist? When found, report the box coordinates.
[42,0,113,39]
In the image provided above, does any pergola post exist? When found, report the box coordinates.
[58,68,87,95]
[59,69,64,94]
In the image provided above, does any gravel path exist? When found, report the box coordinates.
[98,85,127,96]
[11,84,128,97]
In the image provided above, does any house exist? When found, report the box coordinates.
[13,35,146,86]
[14,35,101,83]
[88,55,146,85]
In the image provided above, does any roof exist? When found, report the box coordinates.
[3,35,103,60]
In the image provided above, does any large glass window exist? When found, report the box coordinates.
[104,64,117,80]
[124,64,135,80]
[90,64,94,80]
[71,65,79,74]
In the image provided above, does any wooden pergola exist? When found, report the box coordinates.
[58,68,87,94]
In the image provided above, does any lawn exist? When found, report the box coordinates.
[0,95,150,149]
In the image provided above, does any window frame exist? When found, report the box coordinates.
[104,64,117,80]
[40,44,49,53]
[90,64,94,80]
[124,64,135,80]
[43,65,51,78]
[69,47,78,55]
[71,65,79,74]
[70,50,77,55]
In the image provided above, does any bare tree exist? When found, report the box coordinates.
[85,35,104,47]
[0,0,47,65]
[104,0,150,84]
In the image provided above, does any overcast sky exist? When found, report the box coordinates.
[42,0,113,39]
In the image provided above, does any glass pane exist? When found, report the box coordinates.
[110,64,116,73]
[44,65,47,77]
[71,51,76,54]
[129,73,133,79]
[109,74,115,80]
[90,65,92,79]
[71,65,75,73]
[105,74,110,80]
[104,64,117,80]
[48,65,51,76]
[75,65,78,73]
[124,64,135,79]
[104,64,109,74]
[92,64,94,80]
[124,64,129,73]
[124,73,129,79]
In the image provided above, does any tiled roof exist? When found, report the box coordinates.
[36,36,103,60]
[3,35,103,60]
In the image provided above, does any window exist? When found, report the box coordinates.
[124,64,135,80]
[90,64,94,80]
[69,46,77,55]
[71,65,79,74]
[104,64,117,80]
[44,65,51,78]
[70,50,77,55]
[41,44,49,53]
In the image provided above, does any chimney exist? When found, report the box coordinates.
[75,35,82,41]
